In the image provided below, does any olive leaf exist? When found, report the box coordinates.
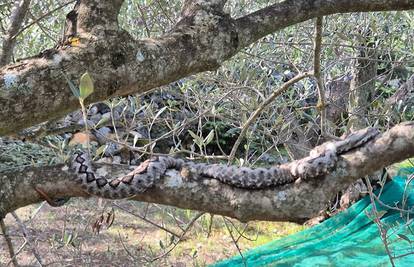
[79,72,94,101]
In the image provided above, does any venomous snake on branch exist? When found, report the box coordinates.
[71,127,380,199]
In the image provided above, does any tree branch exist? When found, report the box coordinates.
[1,122,413,223]
[0,0,237,135]
[0,0,414,135]
[0,0,413,135]
[235,0,414,48]
[0,0,31,67]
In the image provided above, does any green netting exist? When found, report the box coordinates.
[214,168,414,267]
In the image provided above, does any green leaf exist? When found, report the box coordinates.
[397,234,411,244]
[64,232,73,246]
[204,130,214,145]
[95,145,107,158]
[153,106,167,121]
[95,116,110,128]
[376,210,388,219]
[79,72,94,100]
[188,130,203,147]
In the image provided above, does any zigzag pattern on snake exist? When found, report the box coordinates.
[71,127,380,199]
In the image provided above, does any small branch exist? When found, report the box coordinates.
[0,218,19,267]
[313,16,326,134]
[6,240,28,266]
[235,0,414,49]
[0,0,31,67]
[364,177,395,267]
[11,212,44,266]
[27,10,57,43]
[223,217,246,267]
[113,203,182,239]
[228,72,312,163]
[11,1,76,41]
[148,211,204,262]
[134,1,151,37]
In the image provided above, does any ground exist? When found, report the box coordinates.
[0,198,304,266]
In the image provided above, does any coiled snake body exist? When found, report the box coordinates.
[71,127,380,199]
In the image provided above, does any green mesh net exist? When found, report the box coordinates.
[214,168,414,267]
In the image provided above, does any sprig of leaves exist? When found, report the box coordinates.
[66,72,95,150]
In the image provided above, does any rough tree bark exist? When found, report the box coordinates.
[0,0,413,135]
[1,122,414,223]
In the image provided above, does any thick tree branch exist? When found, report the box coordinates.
[0,0,237,135]
[1,122,413,223]
[0,0,413,136]
[235,0,414,48]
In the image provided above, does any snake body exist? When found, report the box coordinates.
[71,127,380,199]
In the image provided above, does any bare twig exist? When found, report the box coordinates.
[27,10,57,43]
[154,0,175,24]
[7,240,27,267]
[223,217,247,267]
[134,2,151,37]
[225,219,257,242]
[148,211,204,262]
[206,214,214,238]
[364,177,395,267]
[113,203,182,239]
[0,218,19,267]
[11,212,44,266]
[11,0,76,41]
[313,16,327,134]
[228,72,312,163]
[117,231,140,261]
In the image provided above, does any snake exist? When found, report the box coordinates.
[71,127,380,199]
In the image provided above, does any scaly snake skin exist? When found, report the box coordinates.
[71,127,380,199]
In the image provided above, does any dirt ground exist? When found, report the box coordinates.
[0,198,303,266]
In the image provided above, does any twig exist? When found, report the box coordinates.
[206,214,214,238]
[11,0,76,40]
[313,16,327,134]
[11,212,44,266]
[0,218,19,267]
[392,251,414,260]
[134,1,151,37]
[152,204,186,229]
[154,0,175,24]
[222,217,247,267]
[7,240,27,267]
[113,203,181,239]
[28,10,57,43]
[228,72,312,163]
[371,193,414,214]
[118,231,140,261]
[225,219,257,242]
[148,212,204,262]
[364,177,395,267]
